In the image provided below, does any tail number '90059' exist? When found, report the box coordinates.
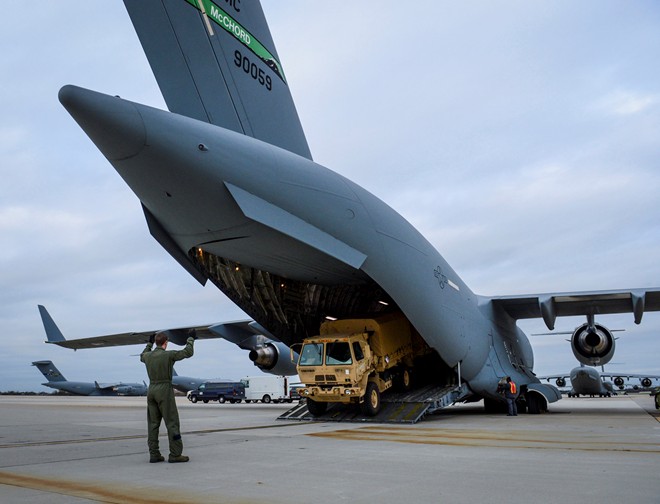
[234,50,272,91]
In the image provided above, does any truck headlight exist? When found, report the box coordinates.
[344,389,352,395]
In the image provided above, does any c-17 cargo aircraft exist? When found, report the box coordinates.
[540,365,660,398]
[32,360,147,396]
[53,0,660,416]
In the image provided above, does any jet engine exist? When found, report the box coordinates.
[249,341,298,376]
[641,377,652,388]
[555,377,566,388]
[613,376,625,388]
[571,322,615,366]
[208,322,299,376]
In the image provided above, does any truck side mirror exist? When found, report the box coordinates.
[290,343,302,363]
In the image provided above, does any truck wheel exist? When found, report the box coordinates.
[190,396,198,403]
[306,398,327,416]
[203,399,209,404]
[262,395,271,404]
[218,397,225,404]
[360,382,381,416]
[401,368,412,391]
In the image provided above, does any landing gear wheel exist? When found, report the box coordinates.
[360,382,381,416]
[306,398,327,417]
[526,393,546,414]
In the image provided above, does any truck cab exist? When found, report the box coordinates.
[297,333,374,405]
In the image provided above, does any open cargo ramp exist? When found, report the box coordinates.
[278,383,471,424]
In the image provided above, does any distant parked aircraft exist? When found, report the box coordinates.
[171,369,235,394]
[32,360,146,396]
[539,365,660,397]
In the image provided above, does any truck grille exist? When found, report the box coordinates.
[314,375,337,383]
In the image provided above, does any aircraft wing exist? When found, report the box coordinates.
[123,0,312,159]
[490,288,660,330]
[46,320,259,350]
[600,372,660,392]
[537,374,571,388]
[95,381,123,390]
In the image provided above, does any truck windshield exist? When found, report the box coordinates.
[326,342,352,365]
[299,343,323,366]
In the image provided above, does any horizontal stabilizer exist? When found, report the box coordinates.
[225,182,367,270]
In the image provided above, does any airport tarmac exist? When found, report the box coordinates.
[0,394,658,504]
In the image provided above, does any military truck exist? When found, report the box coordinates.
[295,313,428,416]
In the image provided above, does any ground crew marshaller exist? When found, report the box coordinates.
[505,376,518,416]
[141,331,195,463]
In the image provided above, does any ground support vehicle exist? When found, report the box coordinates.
[188,381,245,404]
[241,375,291,403]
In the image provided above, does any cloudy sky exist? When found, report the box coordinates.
[1,1,659,393]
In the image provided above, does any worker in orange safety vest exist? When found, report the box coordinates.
[505,376,518,416]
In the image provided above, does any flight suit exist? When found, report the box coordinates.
[141,337,194,459]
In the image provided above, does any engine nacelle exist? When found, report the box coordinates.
[248,341,298,376]
[555,377,566,388]
[571,322,615,366]
[613,376,625,388]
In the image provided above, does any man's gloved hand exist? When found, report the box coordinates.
[149,333,155,344]
[188,329,197,340]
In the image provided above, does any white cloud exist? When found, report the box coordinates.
[594,90,659,116]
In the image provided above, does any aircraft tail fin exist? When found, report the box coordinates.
[38,305,66,343]
[124,0,312,159]
[32,360,67,382]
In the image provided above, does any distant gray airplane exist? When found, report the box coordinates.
[54,0,660,414]
[171,370,237,394]
[32,360,146,396]
[540,365,660,397]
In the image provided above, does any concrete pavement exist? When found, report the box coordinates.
[0,395,658,503]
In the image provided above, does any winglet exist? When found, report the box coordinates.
[38,305,66,343]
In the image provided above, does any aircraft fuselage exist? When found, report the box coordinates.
[59,85,537,401]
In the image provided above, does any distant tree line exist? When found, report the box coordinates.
[0,390,72,396]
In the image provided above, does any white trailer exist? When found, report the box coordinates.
[241,375,291,403]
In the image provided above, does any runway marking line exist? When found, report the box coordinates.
[309,426,660,453]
